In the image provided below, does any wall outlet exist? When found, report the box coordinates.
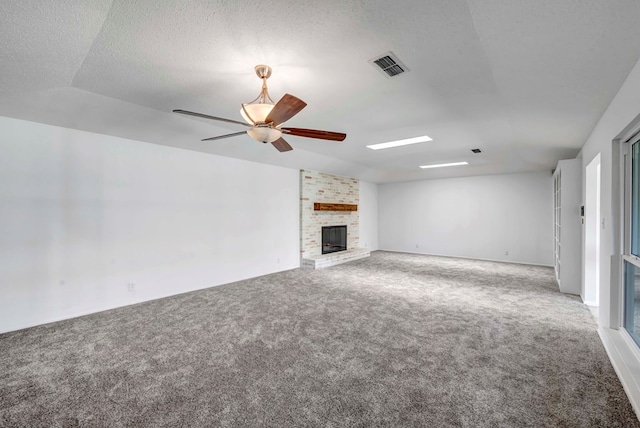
[504,250,509,256]
[416,244,419,248]
[127,282,135,292]
[277,258,280,264]
[59,280,65,286]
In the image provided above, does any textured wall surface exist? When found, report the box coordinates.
[359,180,379,251]
[378,171,553,266]
[300,170,359,258]
[0,116,300,333]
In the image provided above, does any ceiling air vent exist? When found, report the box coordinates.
[370,51,409,77]
[471,148,482,153]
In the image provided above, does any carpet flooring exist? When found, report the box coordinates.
[0,251,638,427]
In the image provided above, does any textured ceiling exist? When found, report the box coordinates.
[2,0,640,182]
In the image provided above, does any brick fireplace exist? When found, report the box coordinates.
[300,170,369,268]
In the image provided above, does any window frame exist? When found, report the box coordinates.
[619,126,640,340]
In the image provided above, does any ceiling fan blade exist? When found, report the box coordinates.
[280,127,346,141]
[201,131,248,141]
[271,137,293,152]
[173,109,250,127]
[264,94,307,126]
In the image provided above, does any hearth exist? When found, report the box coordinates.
[322,225,347,254]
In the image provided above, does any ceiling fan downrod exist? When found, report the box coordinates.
[248,65,275,105]
[241,65,276,124]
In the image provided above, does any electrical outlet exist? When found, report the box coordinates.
[416,244,419,248]
[127,283,135,292]
[277,258,280,264]
[504,250,509,256]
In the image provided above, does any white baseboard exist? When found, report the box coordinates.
[0,279,234,335]
[598,327,640,421]
[378,249,553,268]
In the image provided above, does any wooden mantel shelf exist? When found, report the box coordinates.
[314,202,358,212]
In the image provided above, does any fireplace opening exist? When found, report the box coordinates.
[322,225,347,254]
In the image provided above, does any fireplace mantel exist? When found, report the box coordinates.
[313,203,358,212]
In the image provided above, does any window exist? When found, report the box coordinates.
[623,132,640,345]
[632,142,640,256]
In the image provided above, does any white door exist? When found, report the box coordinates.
[584,153,601,307]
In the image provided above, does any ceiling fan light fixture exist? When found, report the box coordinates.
[240,103,274,124]
[247,127,282,143]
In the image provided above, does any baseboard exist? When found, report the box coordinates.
[0,306,130,335]
[378,249,553,268]
[0,283,227,335]
[598,327,640,421]
[0,266,300,335]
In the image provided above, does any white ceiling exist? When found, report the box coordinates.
[2,0,640,183]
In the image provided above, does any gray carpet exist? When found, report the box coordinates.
[0,251,638,427]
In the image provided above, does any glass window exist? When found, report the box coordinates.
[624,261,640,347]
[624,136,640,344]
[632,142,640,256]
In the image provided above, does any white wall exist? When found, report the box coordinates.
[583,154,601,305]
[575,56,640,416]
[578,56,640,329]
[359,180,379,251]
[0,116,300,333]
[378,171,553,266]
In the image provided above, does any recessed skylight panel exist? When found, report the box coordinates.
[419,161,468,169]
[366,135,432,150]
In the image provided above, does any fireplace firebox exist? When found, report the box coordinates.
[322,225,347,254]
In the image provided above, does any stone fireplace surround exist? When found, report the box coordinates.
[300,170,370,269]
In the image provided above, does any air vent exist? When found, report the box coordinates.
[370,51,409,78]
[471,148,482,153]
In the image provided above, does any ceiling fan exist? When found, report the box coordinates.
[173,65,346,152]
